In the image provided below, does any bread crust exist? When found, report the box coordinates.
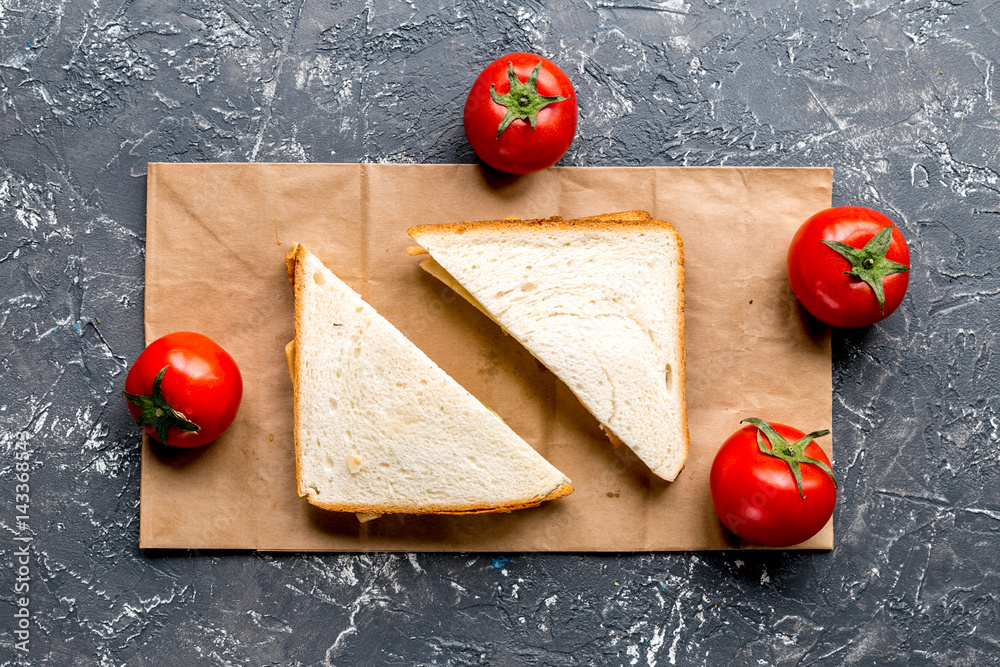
[285,243,309,502]
[408,211,689,481]
[407,210,670,238]
[302,481,575,515]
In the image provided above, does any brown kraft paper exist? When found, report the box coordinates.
[140,163,833,551]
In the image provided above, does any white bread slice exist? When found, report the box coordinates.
[285,244,573,515]
[408,212,688,481]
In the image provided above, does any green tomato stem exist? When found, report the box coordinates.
[820,224,910,313]
[742,418,837,498]
[490,61,568,138]
[123,365,201,444]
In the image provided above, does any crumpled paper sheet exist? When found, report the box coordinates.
[140,163,832,551]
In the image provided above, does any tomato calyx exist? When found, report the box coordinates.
[122,365,201,444]
[820,224,910,313]
[489,61,568,138]
[742,418,837,498]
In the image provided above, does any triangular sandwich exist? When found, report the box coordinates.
[407,211,688,481]
[285,244,573,515]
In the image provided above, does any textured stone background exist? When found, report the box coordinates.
[1,0,999,664]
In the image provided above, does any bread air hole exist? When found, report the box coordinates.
[520,282,536,292]
[665,363,673,392]
[313,271,326,285]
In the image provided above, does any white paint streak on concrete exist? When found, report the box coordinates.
[667,595,684,665]
[647,624,667,666]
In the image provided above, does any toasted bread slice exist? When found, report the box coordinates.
[408,212,688,481]
[286,244,573,515]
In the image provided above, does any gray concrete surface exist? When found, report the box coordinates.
[1,0,999,664]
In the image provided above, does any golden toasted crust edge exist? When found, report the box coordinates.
[407,210,675,239]
[676,229,689,480]
[302,481,575,515]
[285,243,308,500]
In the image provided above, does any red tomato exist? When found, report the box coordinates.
[464,52,577,175]
[123,332,243,447]
[787,206,910,328]
[710,419,837,547]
